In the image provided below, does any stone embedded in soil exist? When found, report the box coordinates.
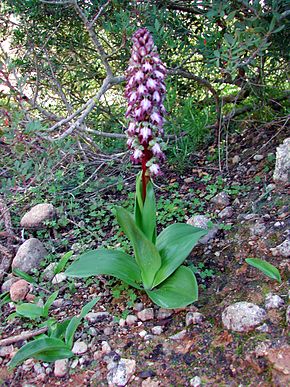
[151,326,163,335]
[190,376,202,387]
[138,370,156,379]
[267,345,290,385]
[107,358,136,387]
[141,378,161,387]
[43,262,58,281]
[218,206,233,219]
[12,238,48,274]
[137,308,154,321]
[271,239,290,257]
[273,137,290,184]
[126,314,138,326]
[9,279,30,302]
[72,341,88,355]
[0,345,14,357]
[101,341,111,354]
[232,155,241,164]
[133,302,144,312]
[1,276,19,292]
[186,215,218,244]
[169,329,187,340]
[156,308,173,320]
[52,273,67,284]
[20,203,56,229]
[54,359,68,377]
[185,312,204,326]
[210,191,230,209]
[85,311,110,323]
[222,302,266,332]
[265,293,285,309]
[254,154,264,161]
[249,221,266,236]
[286,305,290,325]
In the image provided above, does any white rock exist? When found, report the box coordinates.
[52,273,67,284]
[85,311,110,323]
[169,330,187,340]
[190,376,202,387]
[72,341,88,355]
[101,341,111,355]
[107,358,136,387]
[0,345,14,357]
[126,315,138,326]
[210,191,230,209]
[271,239,290,257]
[156,308,173,320]
[151,326,163,335]
[20,203,55,229]
[137,308,154,321]
[43,262,58,281]
[139,330,147,338]
[222,302,266,332]
[265,293,285,309]
[12,238,48,274]
[186,312,204,326]
[54,359,68,377]
[71,359,79,369]
[254,154,264,161]
[273,138,290,184]
[218,206,233,219]
[187,215,218,244]
[119,318,126,327]
[232,155,241,164]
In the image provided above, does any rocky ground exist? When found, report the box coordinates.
[0,123,289,386]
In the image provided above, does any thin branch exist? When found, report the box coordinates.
[0,327,48,347]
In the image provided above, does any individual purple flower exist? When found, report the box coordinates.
[125,27,166,185]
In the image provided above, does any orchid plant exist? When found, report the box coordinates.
[65,28,207,308]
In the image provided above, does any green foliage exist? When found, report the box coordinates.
[14,291,58,320]
[245,258,281,283]
[66,175,207,308]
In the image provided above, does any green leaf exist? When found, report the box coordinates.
[0,292,10,310]
[65,249,142,289]
[142,180,157,243]
[134,173,144,231]
[43,291,58,317]
[245,258,281,283]
[79,297,99,319]
[49,320,71,339]
[153,223,207,287]
[146,266,198,309]
[16,303,44,319]
[12,268,36,284]
[9,337,73,368]
[116,207,161,289]
[54,251,73,274]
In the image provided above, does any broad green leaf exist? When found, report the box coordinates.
[79,297,99,319]
[65,316,80,348]
[0,292,10,310]
[116,207,161,289]
[16,303,44,319]
[9,337,73,368]
[153,223,207,287]
[13,268,36,284]
[65,249,142,289]
[54,251,73,274]
[142,180,157,243]
[146,266,198,309]
[246,258,281,283]
[43,291,58,317]
[49,320,71,339]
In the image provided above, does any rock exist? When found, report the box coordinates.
[126,314,138,326]
[1,276,19,292]
[265,293,285,309]
[138,370,156,379]
[53,298,64,308]
[12,238,47,274]
[267,345,290,385]
[254,154,264,161]
[250,221,266,236]
[43,262,57,281]
[0,345,14,357]
[187,215,218,244]
[271,239,290,257]
[10,279,30,301]
[104,327,113,336]
[71,359,79,369]
[20,203,55,229]
[119,318,126,327]
[137,308,154,321]
[210,192,230,209]
[151,326,163,335]
[141,378,160,387]
[34,363,44,375]
[273,138,290,184]
[232,155,241,164]
[190,376,202,387]
[222,302,266,332]
[85,311,110,323]
[256,323,269,333]
[185,312,204,326]
[107,358,136,387]
[156,308,173,320]
[139,330,147,338]
[218,206,233,219]
[72,341,88,355]
[52,273,67,284]
[101,341,111,355]
[54,359,68,377]
[169,330,187,340]
[133,302,144,312]
[286,305,290,325]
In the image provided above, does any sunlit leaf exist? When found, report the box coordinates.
[246,258,281,283]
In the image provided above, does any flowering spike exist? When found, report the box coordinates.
[125,27,166,184]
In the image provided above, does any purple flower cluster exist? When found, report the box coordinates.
[125,27,166,176]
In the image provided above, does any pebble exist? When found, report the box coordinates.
[169,330,187,340]
[274,221,284,228]
[141,378,160,386]
[45,367,52,375]
[10,280,30,302]
[151,326,163,335]
[286,305,290,325]
[85,311,110,323]
[101,341,111,354]
[222,302,266,332]
[187,215,218,244]
[0,345,14,357]
[156,308,173,320]
[119,318,126,327]
[256,323,269,333]
[126,314,138,326]
[52,273,67,284]
[210,191,230,209]
[185,312,204,326]
[133,302,144,312]
[218,206,233,219]
[54,359,68,377]
[88,327,97,336]
[250,221,266,236]
[138,369,156,379]
[271,239,290,257]
[232,155,241,164]
[72,341,88,355]
[107,358,136,387]
[104,327,113,335]
[34,363,44,375]
[43,262,58,281]
[265,293,285,309]
[254,154,264,161]
[139,330,148,338]
[190,376,202,387]
[137,308,154,321]
[53,298,64,308]
[71,359,79,369]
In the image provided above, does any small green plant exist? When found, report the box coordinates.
[9,298,99,368]
[245,258,281,283]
